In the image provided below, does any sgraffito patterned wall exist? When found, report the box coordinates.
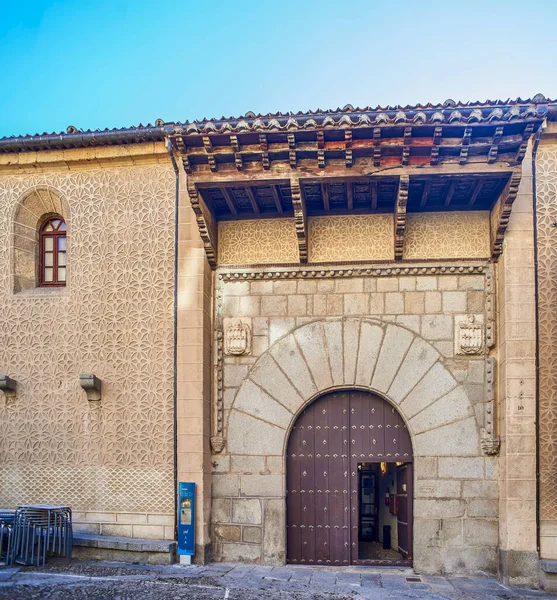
[537,143,557,524]
[309,215,393,262]
[218,218,298,265]
[0,163,175,516]
[404,212,491,259]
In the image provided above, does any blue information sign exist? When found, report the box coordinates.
[178,482,195,556]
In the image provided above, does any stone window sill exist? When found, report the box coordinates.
[13,287,69,299]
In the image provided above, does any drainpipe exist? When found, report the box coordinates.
[166,139,180,541]
[532,121,544,554]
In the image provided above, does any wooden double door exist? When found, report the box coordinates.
[286,390,413,565]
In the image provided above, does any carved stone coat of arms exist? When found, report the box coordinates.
[455,314,484,355]
[223,318,252,356]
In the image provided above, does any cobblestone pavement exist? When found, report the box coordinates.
[0,561,555,599]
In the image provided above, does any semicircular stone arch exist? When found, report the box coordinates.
[13,187,69,292]
[227,318,480,460]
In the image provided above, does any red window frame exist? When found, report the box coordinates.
[39,216,67,287]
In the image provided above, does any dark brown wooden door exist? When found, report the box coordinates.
[286,390,413,565]
[286,391,350,565]
[396,463,413,559]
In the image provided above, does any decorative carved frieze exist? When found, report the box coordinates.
[455,314,485,355]
[223,318,252,356]
[219,263,487,282]
[481,358,500,456]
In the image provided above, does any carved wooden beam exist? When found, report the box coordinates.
[444,181,457,207]
[202,135,217,172]
[420,180,433,208]
[515,123,535,163]
[202,135,213,152]
[430,127,442,165]
[345,130,353,167]
[181,154,192,174]
[288,133,297,168]
[371,181,378,211]
[187,181,217,267]
[245,186,260,215]
[394,175,410,260]
[373,128,381,167]
[321,183,330,211]
[402,127,411,166]
[488,126,504,164]
[220,187,238,216]
[459,127,472,165]
[174,136,192,174]
[190,161,507,186]
[346,182,353,210]
[290,178,308,263]
[317,131,325,168]
[490,171,522,259]
[271,185,283,214]
[468,180,483,206]
[259,134,270,170]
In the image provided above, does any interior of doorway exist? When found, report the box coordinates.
[357,462,411,564]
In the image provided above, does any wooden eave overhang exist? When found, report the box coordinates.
[3,97,553,268]
[171,102,547,268]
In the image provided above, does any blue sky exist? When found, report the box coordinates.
[1,0,556,138]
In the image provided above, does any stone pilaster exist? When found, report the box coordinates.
[496,145,538,586]
[176,167,213,562]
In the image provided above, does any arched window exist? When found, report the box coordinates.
[39,216,67,286]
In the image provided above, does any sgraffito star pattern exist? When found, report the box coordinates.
[404,212,490,259]
[0,163,175,514]
[537,146,557,522]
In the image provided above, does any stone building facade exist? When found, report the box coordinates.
[1,96,557,588]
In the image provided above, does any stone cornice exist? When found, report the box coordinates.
[218,262,489,282]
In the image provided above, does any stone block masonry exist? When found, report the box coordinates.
[212,263,499,573]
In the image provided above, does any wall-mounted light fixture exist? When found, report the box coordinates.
[79,374,102,402]
[0,375,16,400]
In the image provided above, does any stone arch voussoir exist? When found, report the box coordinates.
[226,318,480,458]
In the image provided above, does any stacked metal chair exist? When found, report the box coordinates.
[0,510,15,564]
[8,505,72,567]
